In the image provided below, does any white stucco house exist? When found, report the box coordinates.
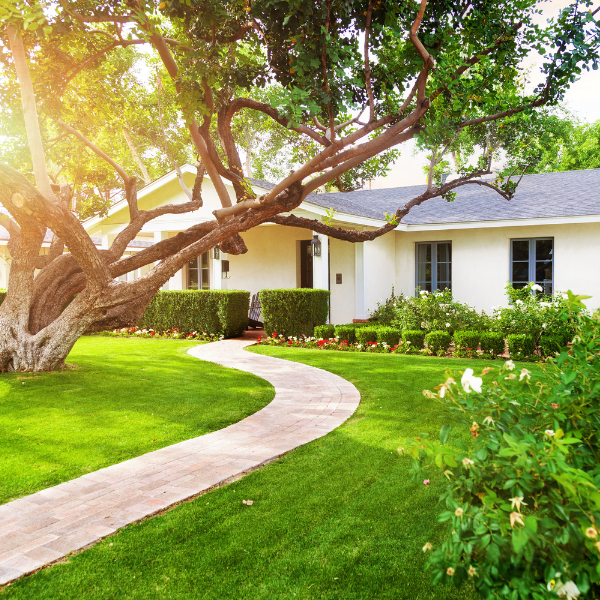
[4,165,595,325]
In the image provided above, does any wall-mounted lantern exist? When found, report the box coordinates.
[221,259,230,279]
[212,247,220,260]
[310,234,321,257]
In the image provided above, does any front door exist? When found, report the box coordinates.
[300,240,313,288]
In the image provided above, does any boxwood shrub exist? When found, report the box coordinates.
[138,290,250,338]
[356,327,379,345]
[539,334,564,358]
[402,330,425,349]
[480,331,505,357]
[507,333,535,358]
[334,325,357,344]
[314,324,335,340]
[377,327,401,347]
[260,289,330,338]
[453,330,481,351]
[426,331,452,355]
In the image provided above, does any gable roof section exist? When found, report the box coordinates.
[306,169,600,224]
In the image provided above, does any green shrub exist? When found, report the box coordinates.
[411,292,600,599]
[402,330,425,349]
[314,324,335,340]
[425,331,451,356]
[507,333,535,358]
[138,290,249,338]
[493,282,576,349]
[370,288,488,334]
[356,327,379,345]
[538,334,564,358]
[260,289,330,338]
[480,331,505,357]
[377,327,401,347]
[334,325,356,344]
[453,330,481,351]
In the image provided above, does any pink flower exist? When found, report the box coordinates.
[423,479,430,485]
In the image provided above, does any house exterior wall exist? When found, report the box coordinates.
[226,225,313,298]
[330,237,356,324]
[394,221,600,312]
[364,231,396,315]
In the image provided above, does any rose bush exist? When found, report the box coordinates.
[409,292,600,599]
[493,283,575,355]
[369,288,489,334]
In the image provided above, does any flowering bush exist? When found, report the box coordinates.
[493,282,575,355]
[370,288,488,334]
[411,292,600,599]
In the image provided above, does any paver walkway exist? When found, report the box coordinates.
[0,338,360,585]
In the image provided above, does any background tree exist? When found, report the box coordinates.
[0,0,598,371]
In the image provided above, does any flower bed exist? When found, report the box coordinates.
[91,327,223,341]
[256,332,505,358]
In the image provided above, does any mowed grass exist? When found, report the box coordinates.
[0,347,531,600]
[0,337,274,504]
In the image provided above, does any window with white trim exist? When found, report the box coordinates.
[187,252,210,290]
[415,241,452,293]
[510,238,553,294]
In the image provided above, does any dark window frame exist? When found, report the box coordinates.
[509,237,554,295]
[415,241,452,294]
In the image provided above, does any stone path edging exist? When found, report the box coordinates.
[0,339,360,585]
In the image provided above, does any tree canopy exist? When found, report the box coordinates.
[0,0,598,372]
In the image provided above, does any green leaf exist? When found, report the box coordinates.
[524,515,538,533]
[511,528,528,553]
[440,423,452,445]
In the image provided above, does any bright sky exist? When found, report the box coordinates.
[372,0,600,189]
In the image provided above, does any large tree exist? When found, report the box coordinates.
[0,0,598,371]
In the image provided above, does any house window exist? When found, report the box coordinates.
[188,251,210,289]
[511,238,553,294]
[416,242,451,293]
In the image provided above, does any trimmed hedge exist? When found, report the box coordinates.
[356,327,379,345]
[377,327,401,347]
[334,325,357,344]
[314,324,335,340]
[402,330,425,349]
[480,332,505,357]
[539,334,564,358]
[138,290,249,338]
[426,331,452,355]
[507,333,535,358]
[453,330,481,352]
[260,289,330,338]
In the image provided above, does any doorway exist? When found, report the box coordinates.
[300,240,313,288]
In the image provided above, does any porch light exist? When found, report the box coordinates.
[310,234,321,257]
[212,247,220,259]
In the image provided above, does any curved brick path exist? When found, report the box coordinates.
[0,338,360,585]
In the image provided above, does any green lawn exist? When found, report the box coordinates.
[0,346,522,600]
[0,337,274,504]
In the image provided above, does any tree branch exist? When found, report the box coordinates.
[6,25,57,203]
[0,165,111,291]
[58,120,130,184]
[148,32,233,211]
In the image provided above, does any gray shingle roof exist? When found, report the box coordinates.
[303,169,600,224]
